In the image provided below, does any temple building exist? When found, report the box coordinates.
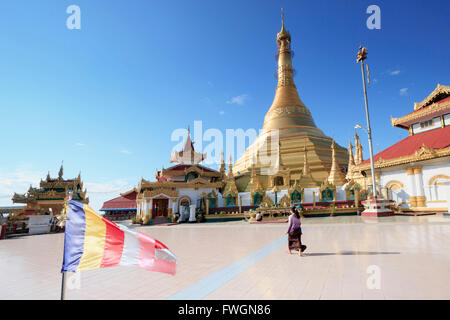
[11,165,89,216]
[100,189,137,221]
[347,84,450,212]
[227,13,349,206]
[133,129,225,224]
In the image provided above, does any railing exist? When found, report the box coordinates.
[208,206,258,215]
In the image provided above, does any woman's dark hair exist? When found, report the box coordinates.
[291,206,300,219]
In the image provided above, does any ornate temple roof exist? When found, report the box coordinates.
[359,125,450,169]
[12,165,88,204]
[170,127,206,164]
[391,84,450,129]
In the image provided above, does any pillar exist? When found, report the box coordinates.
[413,167,426,207]
[189,204,196,222]
[206,198,210,215]
[406,168,417,208]
[238,195,242,213]
[312,192,316,208]
[354,189,360,208]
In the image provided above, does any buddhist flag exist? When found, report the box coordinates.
[61,200,176,275]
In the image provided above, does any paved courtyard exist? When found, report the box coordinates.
[1,215,450,300]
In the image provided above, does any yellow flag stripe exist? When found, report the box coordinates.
[77,205,107,271]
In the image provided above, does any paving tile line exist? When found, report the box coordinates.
[167,234,290,300]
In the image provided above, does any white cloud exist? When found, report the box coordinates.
[0,166,44,206]
[75,142,86,147]
[120,149,132,155]
[226,94,248,105]
[390,70,401,76]
[219,110,225,115]
[399,88,408,96]
[85,179,134,212]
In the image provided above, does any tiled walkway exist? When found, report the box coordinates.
[1,215,449,300]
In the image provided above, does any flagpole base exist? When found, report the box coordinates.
[361,199,394,217]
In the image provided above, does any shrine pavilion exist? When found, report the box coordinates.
[11,165,89,217]
[122,129,225,224]
[347,84,450,212]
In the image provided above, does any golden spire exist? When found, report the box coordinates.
[219,149,225,177]
[346,140,355,179]
[354,132,361,165]
[58,162,64,179]
[227,155,234,179]
[327,140,346,186]
[262,10,322,137]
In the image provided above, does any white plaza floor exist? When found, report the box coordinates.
[0,215,450,300]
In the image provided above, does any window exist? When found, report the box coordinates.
[419,120,432,128]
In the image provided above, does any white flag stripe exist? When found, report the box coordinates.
[118,225,140,266]
[156,248,178,264]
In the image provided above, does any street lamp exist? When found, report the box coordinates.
[356,46,377,200]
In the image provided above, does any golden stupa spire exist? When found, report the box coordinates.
[262,9,321,136]
[227,155,234,179]
[346,139,355,179]
[327,140,346,186]
[219,149,225,176]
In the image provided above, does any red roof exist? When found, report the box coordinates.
[100,191,137,211]
[22,210,37,216]
[166,164,217,173]
[361,126,450,165]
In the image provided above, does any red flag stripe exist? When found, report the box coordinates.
[137,232,156,270]
[100,217,125,268]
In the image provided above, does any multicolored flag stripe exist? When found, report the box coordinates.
[61,200,176,275]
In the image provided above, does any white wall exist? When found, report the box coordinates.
[379,160,450,210]
[412,116,441,134]
[444,113,450,126]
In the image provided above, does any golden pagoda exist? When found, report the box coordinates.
[232,10,348,191]
[11,164,89,216]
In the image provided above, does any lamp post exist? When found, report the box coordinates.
[356,46,377,200]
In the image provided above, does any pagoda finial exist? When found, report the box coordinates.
[327,139,346,186]
[228,155,234,179]
[281,8,285,30]
[58,161,64,179]
[219,149,225,176]
[46,171,51,181]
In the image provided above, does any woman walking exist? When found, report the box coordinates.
[286,206,307,256]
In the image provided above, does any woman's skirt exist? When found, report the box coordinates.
[288,229,307,252]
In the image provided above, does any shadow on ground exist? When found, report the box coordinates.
[305,251,400,256]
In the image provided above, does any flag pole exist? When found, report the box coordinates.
[59,190,72,301]
[61,272,66,300]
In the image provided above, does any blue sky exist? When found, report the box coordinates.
[1,0,449,211]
